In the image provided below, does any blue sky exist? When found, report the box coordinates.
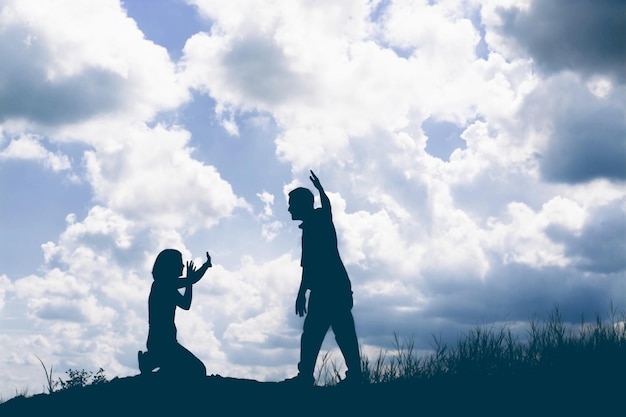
[0,0,625,396]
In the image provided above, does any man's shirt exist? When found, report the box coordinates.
[300,207,351,295]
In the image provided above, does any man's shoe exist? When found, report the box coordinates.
[337,371,365,387]
[281,374,315,386]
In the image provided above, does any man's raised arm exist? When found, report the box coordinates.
[309,170,330,211]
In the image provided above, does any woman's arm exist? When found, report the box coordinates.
[177,282,193,310]
[177,252,212,289]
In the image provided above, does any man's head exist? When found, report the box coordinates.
[288,187,314,221]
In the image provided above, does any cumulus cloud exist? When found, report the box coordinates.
[75,122,248,231]
[0,274,11,312]
[548,200,626,274]
[0,0,188,126]
[175,254,303,377]
[182,1,625,336]
[256,191,284,242]
[182,0,541,179]
[493,0,626,82]
[0,24,124,125]
[520,73,626,184]
[182,1,417,170]
[0,133,70,171]
[0,0,250,395]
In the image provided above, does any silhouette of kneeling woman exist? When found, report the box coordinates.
[138,249,212,379]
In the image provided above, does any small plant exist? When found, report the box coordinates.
[0,386,30,404]
[361,348,388,383]
[34,355,109,394]
[14,386,30,398]
[314,350,344,386]
[58,368,107,391]
[34,355,59,394]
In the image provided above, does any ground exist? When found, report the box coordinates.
[0,371,618,416]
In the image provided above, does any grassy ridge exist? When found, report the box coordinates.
[341,305,626,386]
[1,305,624,416]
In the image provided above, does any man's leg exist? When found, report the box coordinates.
[298,307,331,382]
[332,309,362,380]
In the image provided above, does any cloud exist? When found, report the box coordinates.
[256,191,284,242]
[66,121,249,231]
[183,254,303,375]
[0,0,188,126]
[0,23,125,125]
[222,36,309,106]
[493,0,626,82]
[182,32,309,111]
[182,1,418,170]
[548,200,626,274]
[422,260,620,326]
[0,0,253,396]
[0,274,11,312]
[521,73,626,184]
[183,0,542,178]
[257,191,275,218]
[379,0,481,61]
[0,133,70,171]
[181,0,626,342]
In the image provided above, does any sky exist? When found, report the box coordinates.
[0,0,625,397]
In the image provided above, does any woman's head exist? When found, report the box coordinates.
[152,249,184,281]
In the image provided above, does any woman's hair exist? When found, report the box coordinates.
[152,249,183,281]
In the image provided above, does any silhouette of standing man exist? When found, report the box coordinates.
[285,171,362,386]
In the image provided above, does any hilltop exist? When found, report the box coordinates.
[3,308,624,416]
[0,368,619,417]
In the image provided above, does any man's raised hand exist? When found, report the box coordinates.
[309,170,322,191]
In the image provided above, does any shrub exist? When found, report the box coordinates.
[57,368,107,391]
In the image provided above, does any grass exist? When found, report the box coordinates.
[0,359,109,404]
[1,305,623,416]
[15,386,30,398]
[317,304,626,386]
[0,386,30,405]
[34,355,58,394]
[3,304,624,411]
